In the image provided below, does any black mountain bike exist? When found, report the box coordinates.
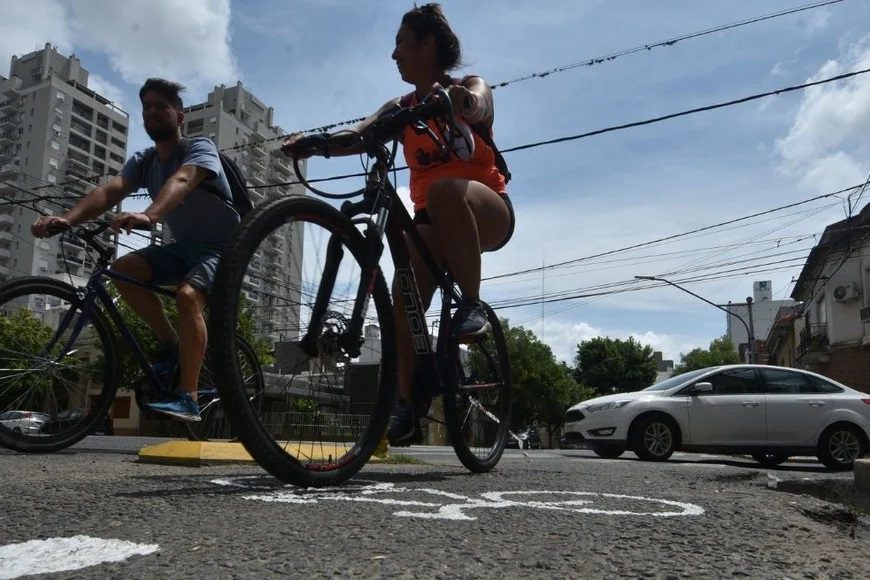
[209,89,512,487]
[0,220,264,452]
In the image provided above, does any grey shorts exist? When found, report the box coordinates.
[131,242,223,294]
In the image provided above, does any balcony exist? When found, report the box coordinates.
[797,323,830,363]
[271,155,292,175]
[0,101,18,115]
[0,164,17,180]
[0,230,12,246]
[861,306,870,323]
[0,133,15,146]
[0,213,13,229]
[0,117,15,130]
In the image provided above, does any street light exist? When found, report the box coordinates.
[634,275,756,363]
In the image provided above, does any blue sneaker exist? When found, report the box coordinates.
[145,392,201,422]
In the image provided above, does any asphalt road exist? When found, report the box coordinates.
[1,437,868,578]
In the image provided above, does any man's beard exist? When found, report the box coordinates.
[145,123,177,142]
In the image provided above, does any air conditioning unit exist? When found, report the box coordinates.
[832,284,861,303]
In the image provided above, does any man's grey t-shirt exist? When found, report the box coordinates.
[120,138,240,244]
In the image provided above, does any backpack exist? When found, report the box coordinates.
[138,137,253,217]
[399,77,511,183]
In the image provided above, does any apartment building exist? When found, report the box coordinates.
[724,280,795,362]
[181,82,305,345]
[0,44,128,285]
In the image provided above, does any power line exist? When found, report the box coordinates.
[490,0,846,90]
[484,183,863,282]
[218,0,845,150]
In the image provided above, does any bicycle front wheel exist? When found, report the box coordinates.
[185,337,265,441]
[0,277,118,452]
[209,197,396,487]
[444,300,511,472]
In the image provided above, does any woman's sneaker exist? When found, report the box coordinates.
[452,300,490,338]
[145,392,201,422]
[387,399,421,446]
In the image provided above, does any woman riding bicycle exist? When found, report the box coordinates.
[282,3,515,445]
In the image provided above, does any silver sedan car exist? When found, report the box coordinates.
[562,365,870,470]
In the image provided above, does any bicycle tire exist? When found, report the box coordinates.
[0,277,119,452]
[185,337,265,441]
[443,300,511,472]
[209,197,396,486]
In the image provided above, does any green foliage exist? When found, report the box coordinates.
[502,320,585,440]
[574,336,657,396]
[673,335,739,375]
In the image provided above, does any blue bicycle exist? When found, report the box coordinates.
[0,220,264,452]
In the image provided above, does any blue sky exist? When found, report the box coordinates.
[3,0,869,363]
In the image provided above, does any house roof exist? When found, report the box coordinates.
[790,201,870,301]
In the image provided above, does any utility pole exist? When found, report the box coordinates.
[746,296,756,363]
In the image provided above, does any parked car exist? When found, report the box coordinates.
[0,410,50,434]
[506,425,542,449]
[39,409,114,436]
[563,365,870,470]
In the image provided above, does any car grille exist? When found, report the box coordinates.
[565,410,585,423]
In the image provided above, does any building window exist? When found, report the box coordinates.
[70,116,92,137]
[72,99,94,120]
[52,123,62,133]
[95,130,107,145]
[96,114,109,130]
[48,157,58,168]
[50,140,59,150]
[110,136,124,149]
[187,119,204,134]
[93,145,106,159]
[47,174,56,183]
[68,132,90,152]
[111,121,127,135]
[56,91,65,102]
[92,160,105,175]
[109,152,124,164]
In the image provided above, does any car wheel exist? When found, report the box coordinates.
[817,424,866,470]
[591,444,624,459]
[751,452,789,467]
[631,415,676,461]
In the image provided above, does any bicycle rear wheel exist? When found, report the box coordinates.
[443,300,511,472]
[185,337,265,441]
[0,277,118,452]
[209,197,396,487]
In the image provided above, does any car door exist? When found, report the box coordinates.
[685,368,765,446]
[761,368,831,447]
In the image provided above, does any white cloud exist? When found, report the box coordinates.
[533,318,701,365]
[0,0,72,71]
[86,72,126,109]
[67,0,238,92]
[775,35,870,190]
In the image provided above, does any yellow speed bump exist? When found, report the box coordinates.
[138,440,388,467]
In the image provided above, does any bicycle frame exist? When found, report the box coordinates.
[47,246,176,394]
[302,155,462,390]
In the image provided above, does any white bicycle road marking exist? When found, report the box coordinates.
[0,536,159,579]
[211,477,704,521]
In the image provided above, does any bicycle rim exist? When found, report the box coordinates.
[210,197,396,486]
[444,301,511,472]
[186,338,265,441]
[0,278,118,452]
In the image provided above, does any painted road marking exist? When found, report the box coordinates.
[0,536,158,579]
[211,477,704,521]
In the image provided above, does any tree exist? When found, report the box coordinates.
[502,320,593,445]
[574,336,657,396]
[673,335,739,375]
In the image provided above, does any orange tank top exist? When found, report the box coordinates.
[401,91,507,212]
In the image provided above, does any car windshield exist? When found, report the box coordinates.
[643,368,712,391]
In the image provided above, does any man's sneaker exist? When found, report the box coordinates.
[151,342,179,382]
[145,392,201,422]
[452,300,491,338]
[387,399,421,446]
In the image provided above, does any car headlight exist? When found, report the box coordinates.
[585,401,631,413]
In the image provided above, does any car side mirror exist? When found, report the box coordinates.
[691,382,713,395]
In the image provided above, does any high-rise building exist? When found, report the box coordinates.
[0,44,129,284]
[182,82,305,343]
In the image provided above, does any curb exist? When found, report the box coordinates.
[138,440,390,467]
[856,458,870,491]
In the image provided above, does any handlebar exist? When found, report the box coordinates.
[288,90,453,160]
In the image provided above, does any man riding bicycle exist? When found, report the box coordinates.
[32,78,240,422]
